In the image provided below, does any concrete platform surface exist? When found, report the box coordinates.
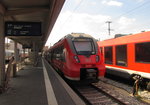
[0,65,48,105]
[0,58,85,105]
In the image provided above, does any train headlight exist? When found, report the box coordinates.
[74,56,80,63]
[96,55,100,62]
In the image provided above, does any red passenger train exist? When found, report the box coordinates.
[98,31,150,90]
[45,33,105,81]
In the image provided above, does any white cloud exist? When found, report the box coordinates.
[74,0,83,4]
[136,0,144,2]
[91,2,97,5]
[102,0,123,7]
[46,11,111,45]
[46,12,143,46]
[118,17,135,25]
[117,16,136,30]
[110,16,139,35]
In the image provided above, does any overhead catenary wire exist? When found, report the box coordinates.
[112,0,150,21]
[60,0,85,29]
[50,0,150,45]
[48,0,85,45]
[104,0,150,36]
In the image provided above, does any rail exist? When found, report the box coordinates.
[72,84,129,105]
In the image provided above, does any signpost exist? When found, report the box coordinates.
[5,22,41,36]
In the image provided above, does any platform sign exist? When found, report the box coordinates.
[5,22,42,36]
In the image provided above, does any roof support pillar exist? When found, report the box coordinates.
[33,42,39,66]
[14,42,19,63]
[23,49,26,59]
[0,15,5,88]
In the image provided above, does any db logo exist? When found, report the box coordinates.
[86,59,91,62]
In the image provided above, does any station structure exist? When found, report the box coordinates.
[0,0,64,89]
[0,0,86,105]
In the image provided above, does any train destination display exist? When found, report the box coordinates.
[5,22,41,36]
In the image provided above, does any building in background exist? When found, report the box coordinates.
[5,40,22,51]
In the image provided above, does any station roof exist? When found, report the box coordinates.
[0,0,65,51]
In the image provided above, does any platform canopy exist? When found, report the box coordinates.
[0,0,65,51]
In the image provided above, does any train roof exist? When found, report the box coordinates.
[98,31,150,46]
[62,33,93,39]
[49,33,94,50]
[55,33,94,44]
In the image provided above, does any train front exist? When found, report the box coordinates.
[66,34,105,81]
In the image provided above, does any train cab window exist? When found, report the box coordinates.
[135,42,150,63]
[73,38,95,55]
[116,45,127,66]
[104,46,113,64]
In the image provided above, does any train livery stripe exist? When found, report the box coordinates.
[42,59,58,105]
[106,66,150,79]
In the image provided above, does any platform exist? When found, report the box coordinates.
[0,58,85,105]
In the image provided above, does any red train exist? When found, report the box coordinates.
[98,31,150,90]
[45,33,105,81]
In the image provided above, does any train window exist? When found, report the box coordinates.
[54,46,65,61]
[100,47,103,53]
[135,42,150,63]
[104,46,113,64]
[73,39,95,55]
[116,45,127,66]
[62,48,66,62]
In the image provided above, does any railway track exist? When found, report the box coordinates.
[73,84,130,105]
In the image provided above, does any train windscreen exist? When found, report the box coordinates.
[73,38,95,55]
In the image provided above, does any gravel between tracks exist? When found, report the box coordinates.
[96,78,149,105]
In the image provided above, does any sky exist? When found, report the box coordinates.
[45,0,150,46]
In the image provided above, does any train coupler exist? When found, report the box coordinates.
[80,68,98,80]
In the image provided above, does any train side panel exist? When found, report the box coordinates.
[98,31,150,80]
